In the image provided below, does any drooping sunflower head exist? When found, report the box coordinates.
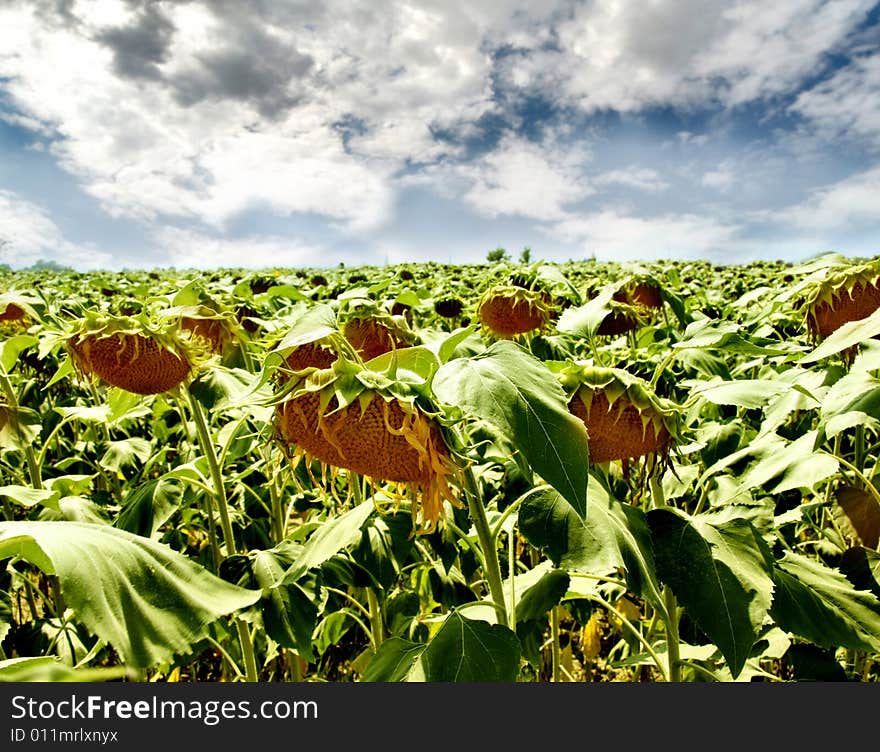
[274,365,463,534]
[0,293,43,330]
[434,296,465,320]
[558,362,683,476]
[65,313,196,395]
[797,256,880,342]
[594,274,664,337]
[476,284,554,339]
[335,297,416,363]
[177,307,240,357]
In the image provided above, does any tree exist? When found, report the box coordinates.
[486,247,509,263]
[519,246,532,264]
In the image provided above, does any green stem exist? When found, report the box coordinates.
[184,387,258,682]
[650,473,681,683]
[366,588,385,651]
[0,367,43,489]
[508,528,517,633]
[854,424,865,473]
[829,453,880,509]
[650,351,677,391]
[463,466,509,628]
[186,388,237,556]
[550,605,561,682]
[586,594,669,681]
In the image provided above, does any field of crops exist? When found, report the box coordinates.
[1,253,879,683]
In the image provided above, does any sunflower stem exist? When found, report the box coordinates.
[463,466,509,628]
[184,387,258,682]
[186,388,237,556]
[366,587,385,651]
[550,605,561,682]
[650,473,681,682]
[0,366,43,490]
[854,424,865,473]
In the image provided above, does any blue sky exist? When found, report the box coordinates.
[0,0,879,270]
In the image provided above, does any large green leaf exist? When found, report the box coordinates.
[251,546,318,660]
[0,657,132,683]
[687,378,789,409]
[800,306,880,364]
[99,437,152,474]
[647,508,776,678]
[362,610,521,682]
[741,431,839,495]
[282,500,374,583]
[518,482,662,610]
[419,611,520,682]
[432,340,590,518]
[0,521,261,667]
[770,552,880,652]
[360,637,426,682]
[555,286,615,338]
[114,478,183,538]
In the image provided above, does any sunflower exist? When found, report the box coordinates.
[476,285,553,339]
[559,363,682,476]
[271,331,461,533]
[66,314,195,395]
[799,257,880,341]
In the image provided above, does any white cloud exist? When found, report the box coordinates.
[701,162,736,192]
[497,0,874,115]
[770,164,880,230]
[0,190,113,269]
[548,209,739,261]
[458,134,593,221]
[595,167,669,193]
[790,55,880,148]
[151,226,371,270]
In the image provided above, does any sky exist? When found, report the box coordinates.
[0,0,879,271]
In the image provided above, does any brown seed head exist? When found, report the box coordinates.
[68,332,191,395]
[343,317,407,361]
[477,286,552,338]
[807,280,880,340]
[0,303,26,323]
[277,391,459,531]
[569,390,670,464]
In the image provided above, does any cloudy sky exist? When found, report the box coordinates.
[0,0,878,271]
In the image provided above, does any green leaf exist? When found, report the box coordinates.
[365,346,439,384]
[688,378,789,409]
[418,611,520,682]
[673,318,789,356]
[274,304,338,353]
[742,431,839,494]
[0,485,60,511]
[114,478,184,538]
[555,286,615,337]
[282,501,374,583]
[800,305,880,364]
[189,367,255,411]
[433,340,590,518]
[0,405,41,450]
[0,334,39,372]
[518,482,663,611]
[251,547,318,660]
[0,657,133,683]
[99,437,152,474]
[361,637,426,682]
[770,552,880,652]
[0,521,261,667]
[515,568,570,623]
[647,508,776,678]
[352,513,413,590]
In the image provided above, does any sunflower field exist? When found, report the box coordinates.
[1,252,879,683]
